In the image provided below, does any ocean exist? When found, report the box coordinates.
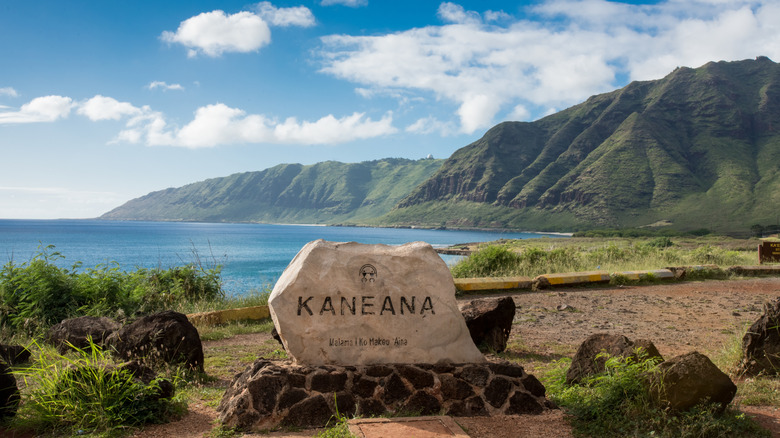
[0,219,566,296]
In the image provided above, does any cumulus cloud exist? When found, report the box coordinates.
[256,2,315,27]
[405,116,457,136]
[161,10,271,57]
[0,90,395,147]
[321,0,367,7]
[161,4,315,57]
[78,95,142,121]
[0,87,18,98]
[118,103,397,148]
[0,95,73,124]
[319,0,780,133]
[147,81,184,91]
[437,3,482,25]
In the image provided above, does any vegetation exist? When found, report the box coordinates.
[540,353,768,438]
[450,236,756,279]
[101,158,443,224]
[0,244,223,337]
[14,340,186,436]
[385,58,780,234]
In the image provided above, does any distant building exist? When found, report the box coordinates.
[426,154,433,159]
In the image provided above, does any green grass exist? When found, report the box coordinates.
[537,353,770,438]
[10,340,186,437]
[196,318,275,342]
[450,236,758,279]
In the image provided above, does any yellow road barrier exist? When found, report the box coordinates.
[540,271,611,286]
[615,269,675,281]
[453,276,533,292]
[188,305,270,326]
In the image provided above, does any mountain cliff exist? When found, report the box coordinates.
[101,158,443,223]
[382,57,780,232]
[103,58,780,233]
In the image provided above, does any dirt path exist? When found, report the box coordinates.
[134,277,780,438]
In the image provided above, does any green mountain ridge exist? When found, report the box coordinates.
[101,158,444,224]
[103,58,780,233]
[383,57,780,232]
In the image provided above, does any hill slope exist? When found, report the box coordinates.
[101,158,443,223]
[382,57,780,232]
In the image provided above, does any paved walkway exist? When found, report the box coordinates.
[348,417,469,438]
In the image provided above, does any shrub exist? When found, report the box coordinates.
[451,245,522,278]
[0,246,81,335]
[15,341,185,435]
[541,352,768,438]
[0,245,223,336]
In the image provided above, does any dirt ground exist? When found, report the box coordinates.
[133,277,780,438]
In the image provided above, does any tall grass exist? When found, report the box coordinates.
[539,353,769,438]
[14,341,185,436]
[451,239,755,278]
[0,245,224,336]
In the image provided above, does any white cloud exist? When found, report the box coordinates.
[118,103,397,148]
[78,95,142,121]
[147,81,184,91]
[405,116,457,136]
[161,10,271,57]
[321,0,367,7]
[319,0,780,133]
[255,2,315,27]
[0,95,73,124]
[437,3,482,25]
[507,104,531,121]
[0,87,18,98]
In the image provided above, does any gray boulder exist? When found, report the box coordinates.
[459,297,516,353]
[47,316,121,354]
[650,351,736,412]
[109,310,204,372]
[566,333,663,385]
[739,297,780,376]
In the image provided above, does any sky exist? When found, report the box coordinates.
[1,0,779,219]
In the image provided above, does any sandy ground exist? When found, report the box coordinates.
[127,277,780,437]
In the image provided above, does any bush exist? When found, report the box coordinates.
[451,245,522,278]
[0,245,223,336]
[541,352,768,438]
[15,341,185,435]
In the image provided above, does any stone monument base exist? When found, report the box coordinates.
[217,359,555,431]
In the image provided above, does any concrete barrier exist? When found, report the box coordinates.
[188,305,270,326]
[534,271,611,288]
[453,276,533,292]
[613,269,675,281]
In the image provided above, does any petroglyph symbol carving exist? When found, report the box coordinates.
[360,264,377,283]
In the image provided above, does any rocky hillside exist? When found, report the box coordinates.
[383,57,780,232]
[101,158,443,223]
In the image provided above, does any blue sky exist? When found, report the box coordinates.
[1,0,779,219]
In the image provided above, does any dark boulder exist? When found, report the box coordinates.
[459,297,515,352]
[0,344,31,365]
[109,310,204,371]
[47,316,121,354]
[650,351,736,412]
[739,297,780,376]
[0,361,20,422]
[566,333,663,385]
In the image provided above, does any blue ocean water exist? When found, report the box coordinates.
[0,220,566,296]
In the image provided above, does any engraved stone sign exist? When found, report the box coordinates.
[268,240,485,366]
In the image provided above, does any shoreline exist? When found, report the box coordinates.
[19,217,575,237]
